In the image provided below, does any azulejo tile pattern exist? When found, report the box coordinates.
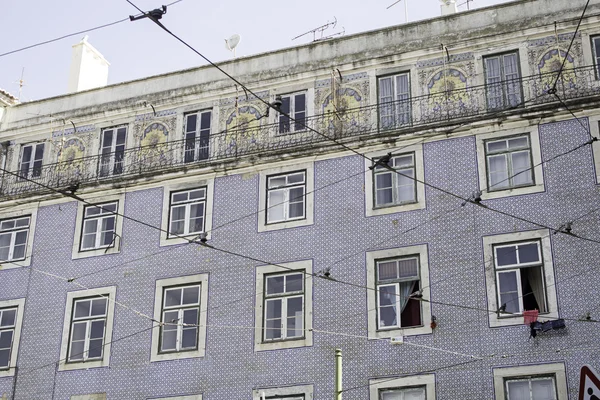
[1,117,600,399]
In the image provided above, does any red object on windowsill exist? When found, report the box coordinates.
[523,309,539,325]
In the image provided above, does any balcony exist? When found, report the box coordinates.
[2,65,599,201]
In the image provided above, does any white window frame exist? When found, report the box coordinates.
[58,286,116,371]
[151,274,209,362]
[183,109,212,163]
[588,115,600,184]
[278,92,307,134]
[369,374,435,400]
[0,206,38,269]
[160,176,215,247]
[475,126,544,200]
[254,260,313,352]
[366,245,432,339]
[0,298,25,378]
[484,134,535,192]
[483,229,558,328]
[591,35,600,79]
[364,144,425,217]
[18,142,45,180]
[493,363,567,400]
[266,171,306,224]
[262,272,305,342]
[167,188,207,237]
[80,202,118,252]
[252,385,313,400]
[72,194,125,259]
[98,126,127,177]
[258,161,314,233]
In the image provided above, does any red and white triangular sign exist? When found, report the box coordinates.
[580,365,600,400]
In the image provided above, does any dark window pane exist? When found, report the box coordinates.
[266,276,285,295]
[266,299,282,319]
[286,274,303,292]
[518,243,540,264]
[496,246,518,266]
[0,330,14,349]
[181,328,197,349]
[186,114,197,133]
[164,289,182,307]
[91,299,107,316]
[90,320,105,339]
[71,322,87,341]
[161,330,177,351]
[74,301,91,318]
[0,349,9,368]
[69,341,85,360]
[88,338,103,358]
[183,309,198,325]
[182,286,200,305]
[0,309,16,327]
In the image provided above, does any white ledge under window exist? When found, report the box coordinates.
[493,363,567,400]
[588,115,600,184]
[369,374,435,400]
[366,244,432,339]
[148,395,202,400]
[476,127,545,200]
[483,229,559,328]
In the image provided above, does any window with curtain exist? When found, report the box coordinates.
[379,387,426,400]
[19,143,44,180]
[376,256,422,330]
[266,170,306,224]
[378,73,411,129]
[159,284,201,353]
[0,216,30,262]
[494,240,547,315]
[504,376,557,400]
[278,92,307,134]
[485,134,534,191]
[484,52,522,110]
[168,187,206,238]
[99,126,127,177]
[80,202,118,251]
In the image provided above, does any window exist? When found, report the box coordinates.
[252,385,313,400]
[19,143,44,180]
[592,36,600,78]
[493,364,567,400]
[258,162,314,233]
[484,51,522,110]
[379,387,426,400]
[184,110,211,163]
[373,153,416,208]
[151,274,208,362]
[160,178,214,247]
[378,73,411,129]
[376,256,422,330]
[367,245,431,339]
[485,135,534,191]
[254,261,313,351]
[67,296,108,362]
[263,272,305,342]
[279,93,306,134]
[475,127,544,200]
[0,308,17,370]
[80,202,118,252]
[504,376,557,400]
[99,126,126,177]
[58,287,116,371]
[266,171,306,225]
[0,216,30,262]
[168,188,206,238]
[494,241,547,315]
[483,230,558,328]
[369,375,435,400]
[0,299,25,378]
[159,285,201,353]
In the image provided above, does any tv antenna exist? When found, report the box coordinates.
[15,67,25,100]
[457,0,473,10]
[292,17,344,42]
[225,34,241,58]
[387,0,408,23]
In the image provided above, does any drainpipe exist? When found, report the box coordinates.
[335,348,343,400]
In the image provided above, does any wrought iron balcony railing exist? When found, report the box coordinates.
[2,65,599,200]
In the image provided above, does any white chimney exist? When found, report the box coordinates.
[440,0,458,15]
[67,36,109,93]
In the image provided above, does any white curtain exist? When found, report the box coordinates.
[526,267,547,313]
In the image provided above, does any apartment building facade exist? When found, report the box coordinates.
[1,0,600,398]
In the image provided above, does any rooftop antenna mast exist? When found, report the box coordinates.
[386,0,408,23]
[292,17,343,42]
[16,67,25,100]
[225,34,241,58]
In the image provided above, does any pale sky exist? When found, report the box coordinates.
[2,0,511,102]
